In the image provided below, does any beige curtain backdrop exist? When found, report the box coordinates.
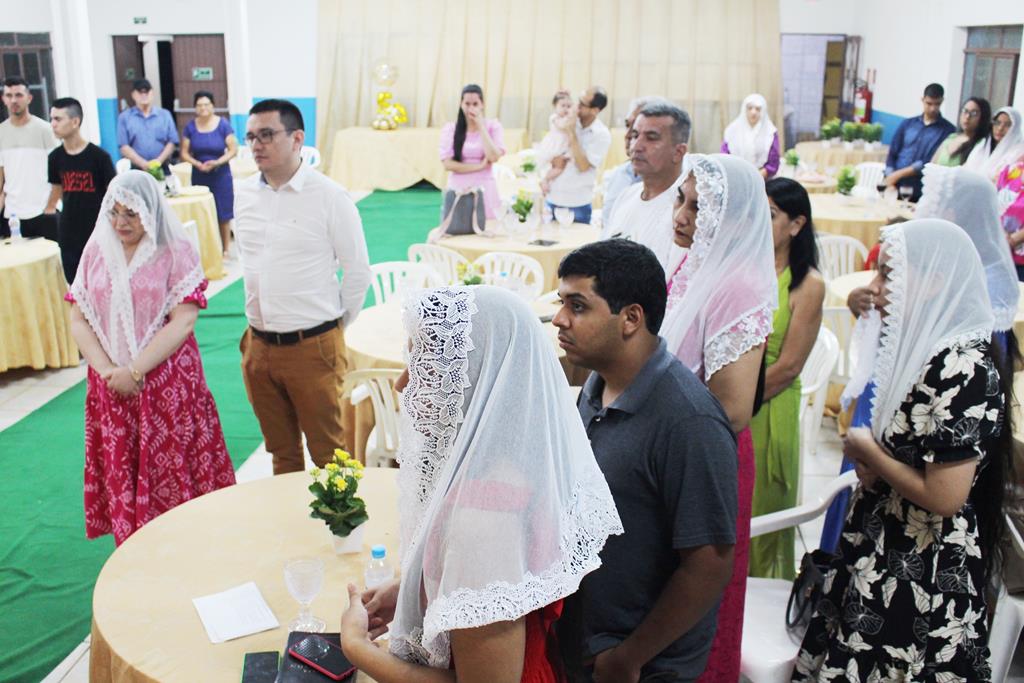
[316,0,783,170]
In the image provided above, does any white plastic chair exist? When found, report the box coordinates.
[740,470,859,683]
[115,157,131,175]
[408,243,470,285]
[346,369,403,468]
[181,220,200,251]
[852,161,885,198]
[989,512,1024,681]
[473,252,545,300]
[300,146,321,169]
[817,235,868,281]
[369,261,444,306]
[798,327,839,461]
[821,306,856,385]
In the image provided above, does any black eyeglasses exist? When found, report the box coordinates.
[244,128,296,145]
[961,108,980,119]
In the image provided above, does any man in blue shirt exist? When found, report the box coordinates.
[116,78,178,172]
[883,83,955,201]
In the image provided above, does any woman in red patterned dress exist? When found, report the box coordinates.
[67,170,235,545]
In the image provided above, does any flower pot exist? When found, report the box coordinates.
[331,522,367,554]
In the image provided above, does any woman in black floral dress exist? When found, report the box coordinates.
[793,219,1014,682]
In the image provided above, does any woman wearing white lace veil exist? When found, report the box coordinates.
[793,219,1012,681]
[340,286,622,682]
[720,94,781,179]
[661,153,778,682]
[916,163,1020,358]
[67,170,234,545]
[964,106,1024,182]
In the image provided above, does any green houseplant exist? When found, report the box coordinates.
[784,149,800,168]
[836,166,857,195]
[309,449,368,553]
[511,191,535,222]
[820,118,841,141]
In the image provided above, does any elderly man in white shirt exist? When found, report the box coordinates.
[235,99,371,474]
[603,101,690,281]
[544,86,611,225]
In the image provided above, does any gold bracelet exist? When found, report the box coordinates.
[128,365,144,385]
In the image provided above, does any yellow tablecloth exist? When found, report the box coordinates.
[0,238,78,372]
[328,127,530,192]
[798,177,838,194]
[439,222,601,292]
[170,158,259,188]
[167,187,226,280]
[794,141,888,171]
[810,194,912,247]
[90,469,395,683]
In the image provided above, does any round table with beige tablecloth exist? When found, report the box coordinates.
[439,223,601,292]
[810,194,912,248]
[798,176,838,194]
[794,141,888,172]
[90,469,395,683]
[167,186,226,280]
[0,238,78,372]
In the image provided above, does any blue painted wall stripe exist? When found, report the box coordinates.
[871,109,906,146]
[252,97,317,147]
[96,98,120,160]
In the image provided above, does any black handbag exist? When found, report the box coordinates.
[432,187,488,241]
[786,549,838,633]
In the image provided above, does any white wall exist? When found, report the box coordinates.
[246,0,317,98]
[779,0,861,36]
[0,2,53,31]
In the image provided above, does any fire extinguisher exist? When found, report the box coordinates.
[854,69,875,123]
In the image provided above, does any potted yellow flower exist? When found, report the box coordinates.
[308,449,368,554]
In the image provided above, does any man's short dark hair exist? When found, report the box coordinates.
[589,87,608,111]
[249,98,304,131]
[558,240,667,334]
[924,83,944,99]
[3,77,29,91]
[638,100,691,144]
[193,90,215,106]
[52,97,83,123]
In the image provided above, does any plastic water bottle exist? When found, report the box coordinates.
[364,545,394,589]
[8,213,20,241]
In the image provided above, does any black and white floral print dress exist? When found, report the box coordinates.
[793,339,1003,682]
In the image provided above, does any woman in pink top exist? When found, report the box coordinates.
[439,84,506,219]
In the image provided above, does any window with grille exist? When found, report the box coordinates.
[0,32,56,121]
[961,25,1021,109]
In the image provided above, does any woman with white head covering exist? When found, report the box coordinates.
[964,106,1024,182]
[661,153,778,682]
[720,94,781,179]
[794,220,1011,681]
[340,286,622,682]
[67,170,235,545]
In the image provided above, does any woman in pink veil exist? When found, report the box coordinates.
[67,170,235,545]
[661,153,778,682]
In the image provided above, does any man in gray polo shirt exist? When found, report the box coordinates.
[553,239,738,682]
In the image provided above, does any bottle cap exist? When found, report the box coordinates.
[371,544,386,559]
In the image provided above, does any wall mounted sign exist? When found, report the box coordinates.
[192,67,213,81]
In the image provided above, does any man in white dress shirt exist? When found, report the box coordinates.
[234,99,372,474]
[545,86,611,225]
[603,101,690,281]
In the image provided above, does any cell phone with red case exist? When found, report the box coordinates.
[287,635,356,681]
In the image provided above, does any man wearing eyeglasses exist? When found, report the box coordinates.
[234,99,372,475]
[116,79,179,173]
[545,86,612,225]
[882,83,955,201]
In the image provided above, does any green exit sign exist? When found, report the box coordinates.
[192,67,214,81]
[133,16,147,24]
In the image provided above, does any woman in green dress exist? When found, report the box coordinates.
[749,178,825,579]
[931,96,991,167]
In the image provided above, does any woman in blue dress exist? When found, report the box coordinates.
[181,90,238,258]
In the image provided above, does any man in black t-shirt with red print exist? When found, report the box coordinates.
[46,97,116,284]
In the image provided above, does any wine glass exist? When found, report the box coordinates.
[284,557,325,632]
[554,206,574,228]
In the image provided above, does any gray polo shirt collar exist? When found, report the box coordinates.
[580,339,675,416]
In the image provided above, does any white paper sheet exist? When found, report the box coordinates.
[192,581,279,643]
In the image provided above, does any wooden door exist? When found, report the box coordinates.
[112,36,144,113]
[170,34,229,136]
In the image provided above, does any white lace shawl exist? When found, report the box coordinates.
[389,286,623,668]
[660,153,778,381]
[867,220,994,440]
[69,171,203,366]
[916,164,1019,332]
[964,106,1024,181]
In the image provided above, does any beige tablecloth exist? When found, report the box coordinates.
[328,127,530,192]
[90,469,396,683]
[798,177,838,194]
[167,187,226,280]
[0,238,78,372]
[794,141,889,172]
[810,194,912,248]
[439,223,601,292]
[170,158,259,188]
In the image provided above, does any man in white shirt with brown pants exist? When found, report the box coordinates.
[235,99,371,474]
